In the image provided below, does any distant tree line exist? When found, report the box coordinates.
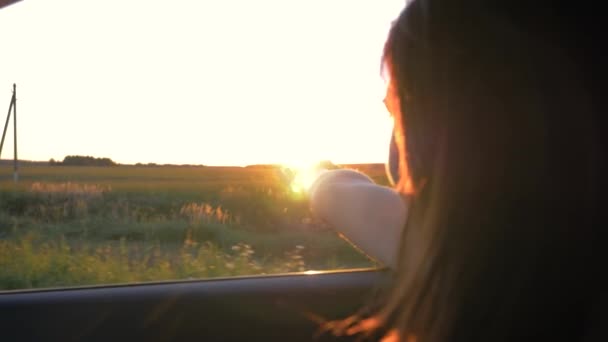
[50,155,117,167]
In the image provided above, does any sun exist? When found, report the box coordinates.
[280,161,327,195]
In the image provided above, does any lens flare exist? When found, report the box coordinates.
[281,161,326,194]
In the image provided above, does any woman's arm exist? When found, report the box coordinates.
[309,169,407,268]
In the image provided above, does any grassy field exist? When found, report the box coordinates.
[0,164,387,291]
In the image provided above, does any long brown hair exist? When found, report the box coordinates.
[364,1,602,341]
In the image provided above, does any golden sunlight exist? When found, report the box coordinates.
[0,0,403,166]
[281,161,327,194]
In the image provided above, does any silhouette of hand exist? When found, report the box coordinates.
[279,164,328,195]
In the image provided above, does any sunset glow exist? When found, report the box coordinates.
[0,0,404,166]
[281,161,327,194]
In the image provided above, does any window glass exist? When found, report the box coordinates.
[0,0,404,291]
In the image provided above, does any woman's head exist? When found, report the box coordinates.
[374,1,601,341]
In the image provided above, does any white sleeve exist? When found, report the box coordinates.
[309,169,408,269]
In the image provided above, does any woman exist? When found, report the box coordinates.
[310,1,603,341]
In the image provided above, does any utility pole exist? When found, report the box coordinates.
[13,84,17,182]
[0,83,18,183]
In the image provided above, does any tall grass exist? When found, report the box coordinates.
[0,165,385,291]
[0,235,314,290]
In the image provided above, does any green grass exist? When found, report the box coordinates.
[0,164,386,291]
[0,234,352,290]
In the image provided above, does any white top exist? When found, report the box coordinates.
[309,169,408,268]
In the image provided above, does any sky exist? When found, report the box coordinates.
[0,0,405,166]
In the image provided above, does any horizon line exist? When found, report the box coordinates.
[0,158,386,168]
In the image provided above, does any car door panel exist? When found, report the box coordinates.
[0,269,388,341]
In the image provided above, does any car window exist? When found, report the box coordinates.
[0,0,404,291]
